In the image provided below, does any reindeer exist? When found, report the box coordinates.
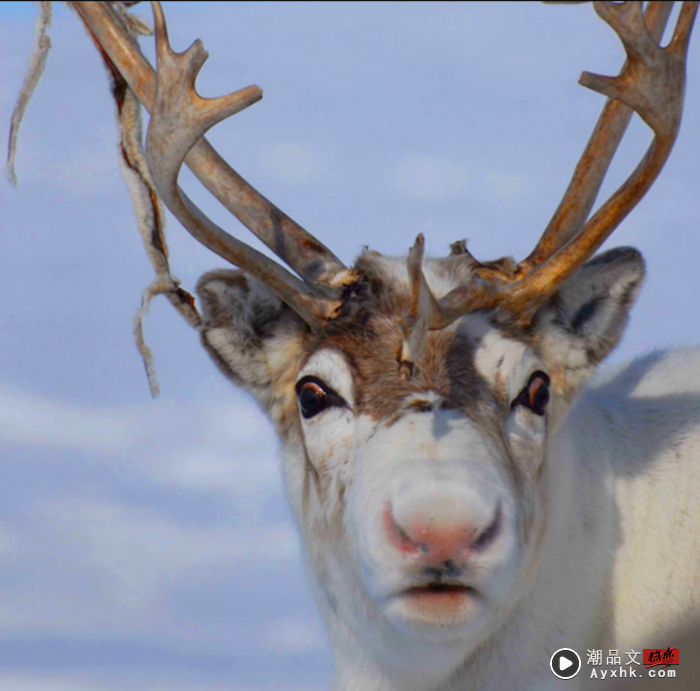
[7,1,700,689]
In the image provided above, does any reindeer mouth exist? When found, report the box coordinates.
[389,582,481,625]
[402,582,477,601]
[406,583,475,594]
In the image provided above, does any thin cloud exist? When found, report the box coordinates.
[0,494,301,634]
[0,675,326,691]
[5,126,121,196]
[394,155,471,200]
[392,156,528,204]
[0,385,279,497]
[481,171,527,203]
[259,143,324,185]
[254,614,327,655]
[0,385,140,452]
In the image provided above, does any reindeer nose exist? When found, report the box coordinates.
[383,492,502,564]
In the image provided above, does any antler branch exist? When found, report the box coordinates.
[525,0,674,267]
[70,1,355,291]
[507,0,697,310]
[145,1,341,327]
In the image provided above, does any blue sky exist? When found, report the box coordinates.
[1,2,699,690]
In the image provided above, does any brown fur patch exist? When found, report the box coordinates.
[300,252,502,424]
[320,316,495,423]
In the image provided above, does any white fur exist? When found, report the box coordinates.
[296,349,356,480]
[282,342,700,691]
[468,314,541,401]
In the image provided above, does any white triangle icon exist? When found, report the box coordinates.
[559,657,573,672]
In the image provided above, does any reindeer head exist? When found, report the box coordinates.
[27,0,694,666]
[196,241,644,651]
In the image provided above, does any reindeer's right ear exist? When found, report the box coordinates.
[196,270,307,405]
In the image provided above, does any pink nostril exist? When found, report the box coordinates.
[383,503,424,554]
[383,501,502,561]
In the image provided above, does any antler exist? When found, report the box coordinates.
[508,0,697,307]
[70,0,357,330]
[399,1,697,375]
[145,2,343,327]
[526,0,674,266]
[9,0,696,379]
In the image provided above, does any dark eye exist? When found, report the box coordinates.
[511,371,551,416]
[295,376,345,419]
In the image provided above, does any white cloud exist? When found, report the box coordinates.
[481,171,527,202]
[0,384,297,636]
[254,614,328,655]
[158,449,279,493]
[0,385,280,497]
[146,403,280,496]
[66,499,301,598]
[394,155,471,200]
[0,525,16,557]
[392,156,528,204]
[0,674,326,691]
[0,676,109,691]
[0,385,140,452]
[259,143,324,184]
[0,495,301,634]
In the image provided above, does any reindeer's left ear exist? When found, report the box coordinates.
[534,247,645,402]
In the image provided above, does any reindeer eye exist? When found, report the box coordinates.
[296,376,345,419]
[511,371,551,416]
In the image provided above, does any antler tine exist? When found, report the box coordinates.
[399,234,439,379]
[399,234,501,378]
[145,1,341,327]
[69,1,355,290]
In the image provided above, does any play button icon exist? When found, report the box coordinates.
[550,648,581,680]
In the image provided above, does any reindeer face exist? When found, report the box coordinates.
[292,317,548,643]
[197,246,644,648]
